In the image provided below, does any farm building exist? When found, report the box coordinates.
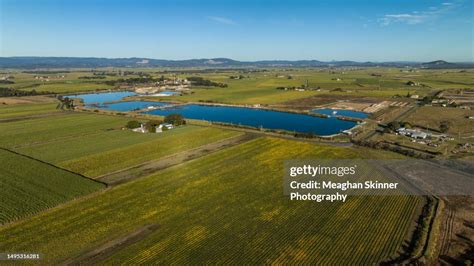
[397,128,429,139]
[155,123,174,133]
[132,124,147,133]
[411,132,428,139]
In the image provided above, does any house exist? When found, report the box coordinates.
[163,123,174,129]
[132,124,147,133]
[397,128,428,139]
[156,123,175,133]
[411,132,428,139]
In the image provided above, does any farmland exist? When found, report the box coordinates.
[0,95,60,120]
[3,68,473,106]
[6,71,116,93]
[0,113,130,148]
[0,149,104,225]
[1,0,473,261]
[0,66,472,264]
[404,106,474,135]
[0,137,423,264]
[150,68,472,105]
[0,113,241,178]
[46,126,239,177]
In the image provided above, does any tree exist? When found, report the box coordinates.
[144,120,162,133]
[144,122,156,133]
[56,96,74,110]
[164,114,185,126]
[125,120,140,129]
[439,121,450,133]
[402,122,412,129]
[387,121,401,131]
[421,96,432,105]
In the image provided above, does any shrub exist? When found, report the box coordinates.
[439,121,450,133]
[164,114,186,126]
[126,120,140,129]
[144,120,162,133]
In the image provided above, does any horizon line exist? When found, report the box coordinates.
[1,56,473,64]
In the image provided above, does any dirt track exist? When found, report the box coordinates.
[98,133,259,186]
[60,224,159,265]
[438,196,474,264]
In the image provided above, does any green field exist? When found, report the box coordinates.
[0,138,422,264]
[2,67,468,263]
[58,126,239,177]
[0,113,241,177]
[9,71,117,93]
[0,102,60,119]
[405,106,474,135]
[154,74,409,105]
[157,68,471,104]
[6,68,473,105]
[0,113,130,148]
[0,149,104,225]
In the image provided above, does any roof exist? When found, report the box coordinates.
[411,132,427,138]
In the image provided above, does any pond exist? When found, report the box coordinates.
[98,101,170,112]
[312,109,369,119]
[69,91,364,136]
[149,91,180,96]
[145,104,359,136]
[67,91,136,104]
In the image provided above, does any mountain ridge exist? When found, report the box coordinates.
[0,56,472,69]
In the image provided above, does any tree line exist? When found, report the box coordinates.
[187,77,227,87]
[0,87,51,97]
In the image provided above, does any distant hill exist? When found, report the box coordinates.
[420,60,474,69]
[0,56,472,69]
[424,60,449,65]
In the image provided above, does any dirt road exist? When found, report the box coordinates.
[97,133,259,186]
[60,224,159,265]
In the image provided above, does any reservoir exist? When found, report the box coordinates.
[67,91,136,105]
[98,101,169,112]
[145,104,359,136]
[70,91,363,136]
[149,91,180,96]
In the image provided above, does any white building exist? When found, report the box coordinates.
[155,123,174,133]
[132,124,147,133]
[397,128,428,139]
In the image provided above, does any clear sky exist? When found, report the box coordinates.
[0,0,472,62]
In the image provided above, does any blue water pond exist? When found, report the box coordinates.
[69,91,364,136]
[145,104,359,136]
[67,91,136,105]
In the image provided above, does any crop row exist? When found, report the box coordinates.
[0,149,104,225]
[0,138,422,264]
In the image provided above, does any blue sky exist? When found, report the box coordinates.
[1,0,472,61]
